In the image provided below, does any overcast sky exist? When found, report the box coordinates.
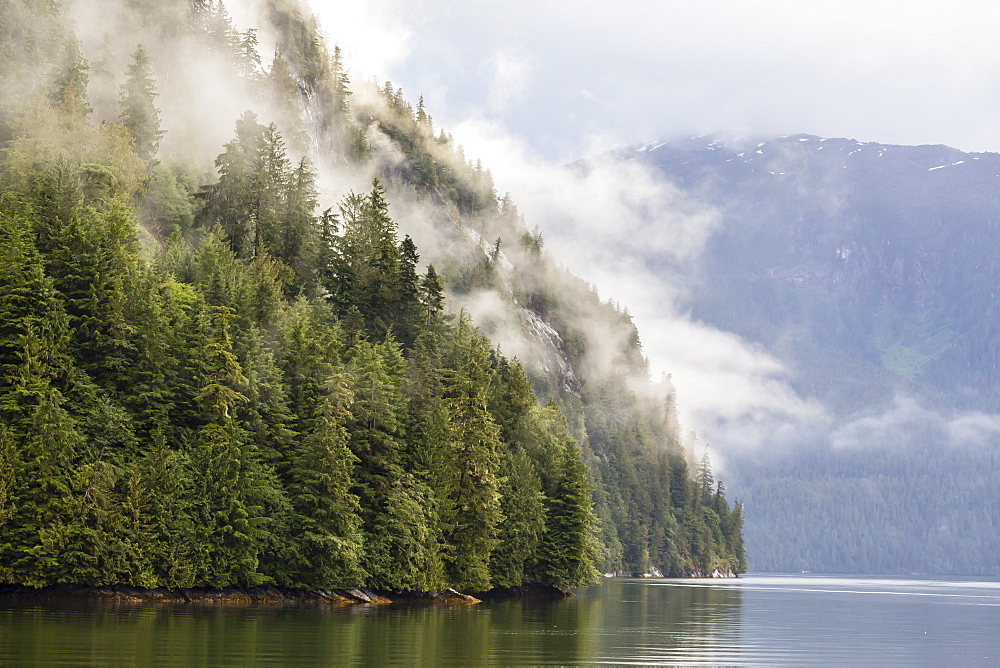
[309,0,1000,161]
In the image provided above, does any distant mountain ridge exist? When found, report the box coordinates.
[617,133,1000,416]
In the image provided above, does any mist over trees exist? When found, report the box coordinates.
[0,0,744,590]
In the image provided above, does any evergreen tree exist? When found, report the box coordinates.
[285,372,364,587]
[533,430,600,588]
[490,448,545,587]
[236,28,262,83]
[133,432,198,587]
[50,38,91,119]
[364,472,444,591]
[188,305,272,586]
[419,264,445,327]
[330,45,351,115]
[119,45,164,162]
[0,198,73,391]
[697,450,714,506]
[442,318,503,589]
[0,368,107,587]
[348,337,406,513]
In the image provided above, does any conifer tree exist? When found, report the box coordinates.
[364,472,444,591]
[189,305,272,586]
[119,45,164,162]
[442,318,504,589]
[330,45,351,115]
[419,264,445,327]
[329,180,410,341]
[279,156,319,290]
[285,372,364,587]
[236,28,262,83]
[0,425,15,556]
[490,448,546,587]
[697,451,714,506]
[50,38,92,119]
[530,407,600,588]
[133,431,198,587]
[0,198,72,389]
[5,388,91,585]
[348,337,406,512]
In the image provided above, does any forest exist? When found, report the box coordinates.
[0,0,745,592]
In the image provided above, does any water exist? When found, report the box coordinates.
[2,575,999,665]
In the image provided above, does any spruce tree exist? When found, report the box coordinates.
[50,38,92,120]
[490,448,546,587]
[531,408,600,588]
[285,372,364,587]
[442,318,503,589]
[189,305,272,587]
[119,45,164,162]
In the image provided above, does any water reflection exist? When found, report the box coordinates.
[0,581,734,666]
[0,598,590,665]
[4,576,999,665]
[583,578,743,665]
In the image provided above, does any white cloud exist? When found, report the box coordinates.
[830,396,1000,451]
[484,47,535,112]
[299,0,1000,465]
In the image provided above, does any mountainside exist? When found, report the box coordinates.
[605,134,1000,574]
[621,134,1000,414]
[0,0,744,591]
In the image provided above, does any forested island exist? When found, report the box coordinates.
[0,0,745,597]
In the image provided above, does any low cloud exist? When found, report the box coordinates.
[946,412,1000,447]
[298,0,1000,468]
[831,396,1000,451]
[447,117,826,466]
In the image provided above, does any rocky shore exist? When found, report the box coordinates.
[602,569,738,578]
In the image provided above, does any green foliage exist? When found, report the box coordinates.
[321,179,431,346]
[526,407,600,587]
[0,0,744,595]
[490,448,545,587]
[198,113,321,296]
[284,373,364,587]
[441,318,504,589]
[119,45,164,162]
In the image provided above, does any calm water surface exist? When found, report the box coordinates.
[2,574,999,665]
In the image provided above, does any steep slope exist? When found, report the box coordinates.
[0,0,745,588]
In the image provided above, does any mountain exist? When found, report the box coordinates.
[600,134,1000,574]
[620,134,1000,412]
[0,0,745,591]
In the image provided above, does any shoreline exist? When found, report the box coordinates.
[0,582,572,606]
[602,570,739,578]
